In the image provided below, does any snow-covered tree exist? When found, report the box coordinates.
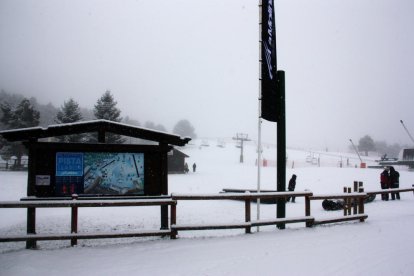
[56,98,82,124]
[173,119,196,139]
[55,98,84,143]
[123,116,140,127]
[1,99,40,129]
[94,91,122,122]
[145,121,167,132]
[358,135,375,156]
[0,136,12,168]
[93,91,125,144]
[0,98,40,168]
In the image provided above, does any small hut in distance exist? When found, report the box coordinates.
[168,149,189,174]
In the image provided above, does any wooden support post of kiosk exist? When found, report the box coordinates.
[26,207,36,249]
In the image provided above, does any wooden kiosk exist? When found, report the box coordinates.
[0,119,191,246]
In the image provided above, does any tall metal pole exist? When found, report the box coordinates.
[257,0,263,230]
[400,120,414,145]
[276,70,286,229]
[260,0,286,227]
[240,138,244,163]
[233,134,250,163]
[349,139,363,163]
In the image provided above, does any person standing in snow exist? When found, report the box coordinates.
[380,167,390,201]
[287,174,297,202]
[192,163,197,173]
[389,166,400,200]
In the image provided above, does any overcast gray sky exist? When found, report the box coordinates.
[1,0,413,151]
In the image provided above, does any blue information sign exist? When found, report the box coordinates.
[56,152,84,176]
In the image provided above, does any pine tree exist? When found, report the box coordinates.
[55,98,84,143]
[13,99,40,128]
[0,102,14,128]
[0,98,40,169]
[358,135,375,156]
[173,119,197,139]
[94,91,122,122]
[56,98,83,124]
[93,91,125,144]
[123,116,140,127]
[145,121,167,132]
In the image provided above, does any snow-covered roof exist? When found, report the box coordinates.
[0,119,191,146]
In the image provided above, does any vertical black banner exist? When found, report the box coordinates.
[261,0,278,122]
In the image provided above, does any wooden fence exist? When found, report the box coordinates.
[170,191,315,239]
[1,185,413,248]
[0,196,175,249]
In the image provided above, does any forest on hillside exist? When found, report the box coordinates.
[0,89,197,138]
[0,89,197,169]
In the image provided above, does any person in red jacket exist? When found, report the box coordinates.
[380,167,390,201]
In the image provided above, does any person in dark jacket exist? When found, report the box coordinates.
[192,163,197,173]
[380,168,390,201]
[389,166,400,200]
[287,174,297,202]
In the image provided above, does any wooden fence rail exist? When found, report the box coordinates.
[171,192,315,238]
[0,196,176,249]
[366,187,414,196]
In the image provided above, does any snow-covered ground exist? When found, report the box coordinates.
[1,140,414,275]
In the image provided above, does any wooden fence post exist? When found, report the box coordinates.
[353,181,358,215]
[358,182,363,214]
[358,186,365,222]
[26,207,36,249]
[71,194,78,246]
[305,195,312,227]
[245,198,251,234]
[343,187,347,216]
[171,202,177,239]
[347,187,352,215]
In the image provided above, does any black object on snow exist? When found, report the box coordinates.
[322,194,376,211]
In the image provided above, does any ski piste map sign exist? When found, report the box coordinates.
[56,152,83,176]
[55,152,145,196]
